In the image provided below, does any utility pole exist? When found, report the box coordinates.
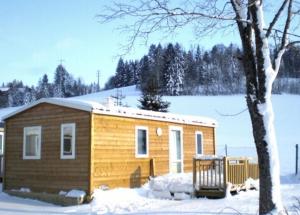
[97,70,100,92]
[111,89,125,106]
[296,144,299,175]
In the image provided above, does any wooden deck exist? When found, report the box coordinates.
[193,156,259,198]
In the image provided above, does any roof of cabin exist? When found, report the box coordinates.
[2,98,217,127]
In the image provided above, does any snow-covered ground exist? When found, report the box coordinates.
[0,174,299,215]
[0,85,299,214]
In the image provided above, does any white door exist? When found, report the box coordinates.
[169,127,183,173]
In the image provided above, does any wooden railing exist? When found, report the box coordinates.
[226,157,259,185]
[193,156,259,197]
[193,157,225,190]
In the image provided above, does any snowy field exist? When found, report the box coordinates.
[0,85,299,214]
[0,175,299,215]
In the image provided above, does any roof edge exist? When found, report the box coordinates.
[2,98,93,121]
[92,107,217,127]
[2,98,217,127]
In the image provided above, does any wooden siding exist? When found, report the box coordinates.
[91,114,215,191]
[4,103,91,194]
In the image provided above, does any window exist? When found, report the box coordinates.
[195,131,203,156]
[135,126,148,158]
[0,132,3,155]
[23,126,41,159]
[61,123,76,159]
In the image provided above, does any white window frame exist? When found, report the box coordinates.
[195,131,204,156]
[23,126,42,160]
[61,123,76,159]
[135,126,149,158]
[0,131,4,155]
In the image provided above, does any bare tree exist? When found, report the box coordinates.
[98,0,300,214]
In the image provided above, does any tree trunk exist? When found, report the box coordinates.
[246,94,283,214]
[233,1,286,213]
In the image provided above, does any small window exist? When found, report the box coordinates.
[0,132,3,155]
[135,126,148,158]
[61,123,76,159]
[195,131,203,156]
[23,126,41,159]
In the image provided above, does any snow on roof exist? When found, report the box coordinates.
[0,87,9,92]
[0,106,23,123]
[2,97,217,127]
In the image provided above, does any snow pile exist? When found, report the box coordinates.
[19,188,31,193]
[65,189,86,199]
[58,191,67,196]
[147,173,193,200]
[245,178,259,190]
[11,187,31,193]
[90,187,167,214]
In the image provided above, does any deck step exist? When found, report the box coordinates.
[194,188,226,198]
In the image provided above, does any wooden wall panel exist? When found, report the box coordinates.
[91,114,215,190]
[4,103,91,194]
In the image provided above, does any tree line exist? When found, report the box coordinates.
[105,43,300,95]
[0,64,99,108]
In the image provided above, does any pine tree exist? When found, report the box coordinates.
[162,43,176,95]
[36,74,52,99]
[8,80,25,107]
[183,50,198,94]
[53,64,73,97]
[138,79,170,112]
[139,55,150,90]
[23,86,36,104]
[165,43,185,95]
[114,58,126,87]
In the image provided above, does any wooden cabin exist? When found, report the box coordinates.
[2,98,217,196]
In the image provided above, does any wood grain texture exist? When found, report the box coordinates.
[4,103,91,194]
[90,114,215,190]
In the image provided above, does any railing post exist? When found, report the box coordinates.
[193,158,196,190]
[150,158,156,177]
[244,158,249,181]
[296,144,299,175]
[223,156,227,189]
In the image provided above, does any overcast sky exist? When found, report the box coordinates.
[0,0,244,87]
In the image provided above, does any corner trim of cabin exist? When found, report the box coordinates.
[88,113,94,195]
[3,122,7,190]
[213,127,217,155]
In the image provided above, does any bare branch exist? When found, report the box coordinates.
[263,27,300,38]
[97,0,252,54]
[287,40,300,47]
[273,0,294,73]
[266,0,289,38]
